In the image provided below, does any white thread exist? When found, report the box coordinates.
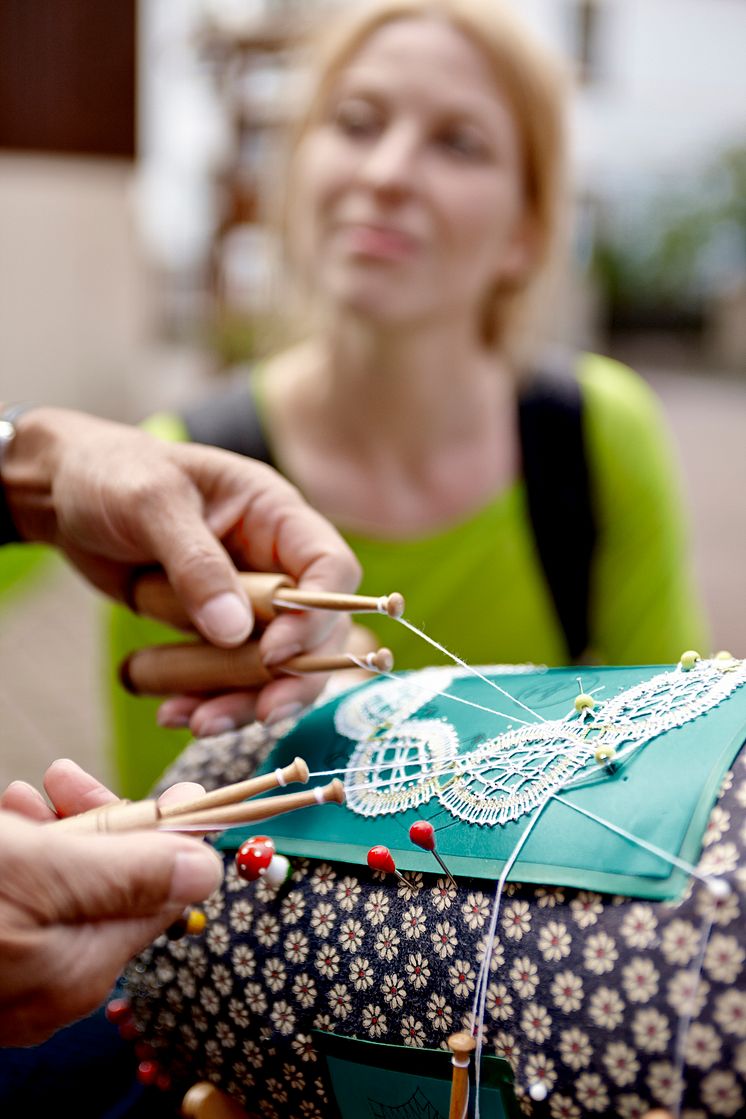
[313,787,324,805]
[275,768,287,787]
[670,907,715,1119]
[311,759,451,780]
[471,797,552,1119]
[395,616,547,721]
[376,596,390,614]
[451,1055,471,1068]
[271,597,309,612]
[335,668,595,824]
[345,652,381,673]
[375,666,538,725]
[551,793,712,886]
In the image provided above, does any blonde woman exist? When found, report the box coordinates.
[110,0,706,792]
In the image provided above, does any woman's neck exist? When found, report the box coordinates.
[316,315,516,459]
[265,314,521,535]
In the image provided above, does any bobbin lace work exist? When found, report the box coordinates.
[338,660,746,826]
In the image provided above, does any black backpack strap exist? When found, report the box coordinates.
[518,360,596,661]
[181,375,275,466]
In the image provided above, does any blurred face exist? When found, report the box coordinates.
[292,17,532,331]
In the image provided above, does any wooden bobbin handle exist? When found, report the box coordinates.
[121,642,394,697]
[447,1030,476,1119]
[163,779,346,832]
[130,570,292,630]
[121,640,271,695]
[181,1082,249,1119]
[52,798,161,834]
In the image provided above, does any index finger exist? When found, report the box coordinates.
[43,759,119,817]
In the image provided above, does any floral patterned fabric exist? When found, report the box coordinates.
[125,721,746,1119]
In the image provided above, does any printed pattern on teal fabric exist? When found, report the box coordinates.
[124,711,746,1118]
[215,661,746,901]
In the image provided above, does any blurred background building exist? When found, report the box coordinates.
[0,0,744,789]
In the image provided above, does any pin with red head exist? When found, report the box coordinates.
[367,845,410,890]
[409,821,457,889]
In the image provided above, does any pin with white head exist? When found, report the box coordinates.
[593,742,619,776]
[574,676,595,719]
[705,876,731,900]
[263,853,292,887]
[528,1081,549,1102]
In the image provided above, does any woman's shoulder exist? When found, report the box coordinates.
[576,352,672,469]
[575,351,686,534]
[576,352,661,423]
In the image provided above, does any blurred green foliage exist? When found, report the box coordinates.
[592,144,746,326]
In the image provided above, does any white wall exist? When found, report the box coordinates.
[574,0,746,191]
[0,156,151,418]
[511,0,746,192]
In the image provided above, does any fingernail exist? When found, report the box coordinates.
[262,643,302,668]
[194,593,252,645]
[170,848,223,904]
[265,702,303,728]
[157,709,191,729]
[195,715,236,739]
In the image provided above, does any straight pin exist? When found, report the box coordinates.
[367,845,411,890]
[409,820,458,888]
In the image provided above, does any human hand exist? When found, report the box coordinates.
[2,408,361,732]
[0,760,223,1045]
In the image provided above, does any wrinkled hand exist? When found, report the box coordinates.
[0,759,222,1045]
[4,408,361,733]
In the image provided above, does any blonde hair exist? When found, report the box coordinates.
[279,0,569,355]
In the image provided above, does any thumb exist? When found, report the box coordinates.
[37,831,224,925]
[1,826,224,1043]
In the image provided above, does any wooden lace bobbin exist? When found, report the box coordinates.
[181,1081,249,1119]
[120,642,394,697]
[159,756,309,819]
[129,569,405,630]
[51,756,313,834]
[447,1031,476,1119]
[56,779,344,835]
[162,778,345,832]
